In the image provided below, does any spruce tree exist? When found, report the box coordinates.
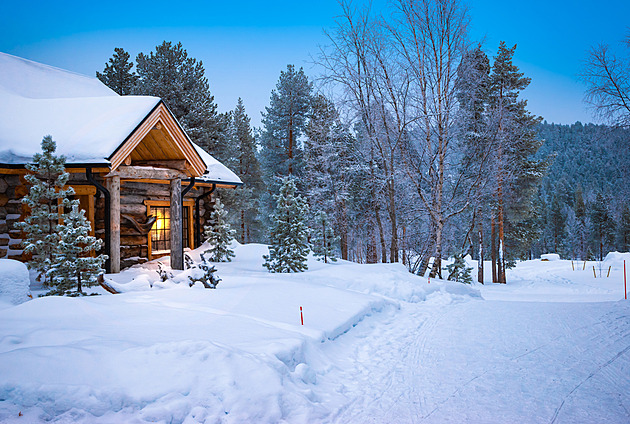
[444,253,473,284]
[259,65,313,194]
[134,41,224,157]
[96,47,138,95]
[49,204,107,295]
[204,198,236,262]
[14,136,74,286]
[263,178,310,273]
[311,211,339,263]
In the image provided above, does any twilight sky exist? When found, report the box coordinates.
[1,0,628,128]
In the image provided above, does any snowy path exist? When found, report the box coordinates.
[313,297,630,423]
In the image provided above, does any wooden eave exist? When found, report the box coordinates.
[108,102,207,178]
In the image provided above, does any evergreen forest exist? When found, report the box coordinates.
[95,0,630,283]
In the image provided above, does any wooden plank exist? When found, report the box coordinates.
[107,175,121,273]
[170,178,183,270]
[67,185,97,196]
[142,131,164,159]
[132,160,187,171]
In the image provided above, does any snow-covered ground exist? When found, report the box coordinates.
[0,245,629,423]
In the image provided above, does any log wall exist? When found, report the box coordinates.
[0,171,215,270]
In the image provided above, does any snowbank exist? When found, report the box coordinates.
[0,259,31,308]
[540,253,560,261]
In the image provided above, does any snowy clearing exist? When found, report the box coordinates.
[0,245,629,423]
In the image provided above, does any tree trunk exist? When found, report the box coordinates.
[107,175,121,273]
[367,221,378,264]
[491,216,497,284]
[498,180,506,284]
[376,210,387,263]
[170,178,183,270]
[339,200,349,260]
[241,209,245,243]
[478,208,484,284]
[431,218,444,279]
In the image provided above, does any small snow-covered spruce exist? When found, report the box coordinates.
[188,251,221,289]
[14,136,74,286]
[156,262,173,282]
[311,211,339,263]
[444,254,473,284]
[263,178,310,273]
[203,198,236,262]
[48,204,107,296]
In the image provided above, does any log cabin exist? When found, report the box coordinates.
[0,52,242,272]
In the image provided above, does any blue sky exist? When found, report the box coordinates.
[1,0,628,127]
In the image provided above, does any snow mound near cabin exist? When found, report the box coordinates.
[0,259,31,308]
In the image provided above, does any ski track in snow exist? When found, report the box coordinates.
[313,297,630,424]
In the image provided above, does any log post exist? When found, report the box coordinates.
[170,177,183,270]
[107,175,121,273]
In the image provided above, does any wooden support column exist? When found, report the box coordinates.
[170,177,183,270]
[107,175,121,273]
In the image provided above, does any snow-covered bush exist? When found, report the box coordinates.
[157,262,173,282]
[204,198,236,262]
[188,252,221,289]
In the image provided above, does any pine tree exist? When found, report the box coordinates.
[311,211,339,263]
[134,41,224,157]
[259,65,313,193]
[96,47,138,95]
[486,42,546,282]
[204,198,236,262]
[49,204,107,295]
[263,178,310,273]
[14,136,74,286]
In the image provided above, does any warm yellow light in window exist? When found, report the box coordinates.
[155,208,168,231]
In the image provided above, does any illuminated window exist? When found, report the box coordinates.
[150,206,190,253]
[145,200,194,259]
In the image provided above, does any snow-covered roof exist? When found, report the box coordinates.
[192,143,242,185]
[0,52,242,185]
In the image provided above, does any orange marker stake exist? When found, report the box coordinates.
[624,260,627,300]
[300,306,304,325]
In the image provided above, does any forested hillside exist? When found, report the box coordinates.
[534,122,630,259]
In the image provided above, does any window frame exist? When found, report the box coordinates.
[144,199,194,260]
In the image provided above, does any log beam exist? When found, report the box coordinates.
[170,178,183,270]
[107,175,121,273]
[106,166,187,181]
